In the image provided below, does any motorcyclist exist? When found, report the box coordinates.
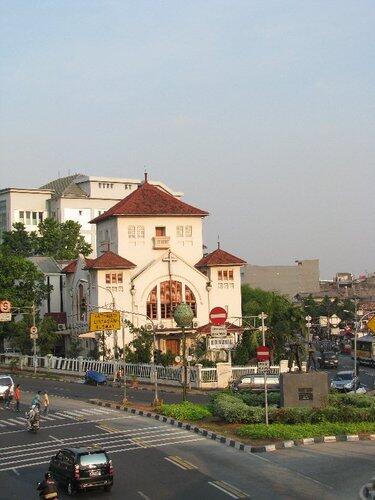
[37,472,58,499]
[26,404,40,431]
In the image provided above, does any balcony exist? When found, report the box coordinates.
[153,236,170,249]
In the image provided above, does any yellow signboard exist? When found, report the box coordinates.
[367,316,375,333]
[89,311,121,332]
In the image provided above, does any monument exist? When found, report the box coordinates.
[281,338,329,408]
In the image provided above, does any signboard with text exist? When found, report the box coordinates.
[89,311,121,332]
[210,325,227,337]
[0,313,12,322]
[207,336,236,350]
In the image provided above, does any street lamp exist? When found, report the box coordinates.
[173,303,194,402]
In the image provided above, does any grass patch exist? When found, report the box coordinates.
[158,401,212,421]
[236,422,375,440]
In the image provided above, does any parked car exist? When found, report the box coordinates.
[0,375,14,399]
[318,351,339,369]
[330,370,360,392]
[49,447,113,495]
[232,373,280,393]
[84,370,107,386]
[3,348,21,354]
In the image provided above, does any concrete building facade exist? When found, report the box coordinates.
[242,259,320,299]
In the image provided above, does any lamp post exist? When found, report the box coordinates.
[173,303,194,402]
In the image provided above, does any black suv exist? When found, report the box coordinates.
[49,447,113,495]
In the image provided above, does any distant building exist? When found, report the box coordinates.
[241,259,320,299]
[0,187,53,240]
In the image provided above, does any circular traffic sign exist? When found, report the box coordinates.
[186,355,193,362]
[256,345,270,362]
[30,325,38,335]
[209,307,227,326]
[0,300,11,313]
[174,355,181,363]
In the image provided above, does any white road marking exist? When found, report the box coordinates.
[0,413,135,436]
[137,491,151,500]
[0,420,16,426]
[49,435,63,443]
[12,468,19,476]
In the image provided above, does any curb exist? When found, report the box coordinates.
[88,399,375,453]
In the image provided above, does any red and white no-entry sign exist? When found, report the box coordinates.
[209,307,227,326]
[256,346,270,362]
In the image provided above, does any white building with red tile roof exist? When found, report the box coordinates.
[63,175,245,356]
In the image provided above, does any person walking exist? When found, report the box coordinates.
[42,391,49,415]
[3,384,12,409]
[32,390,42,409]
[14,384,21,412]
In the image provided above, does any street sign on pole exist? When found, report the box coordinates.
[257,360,270,373]
[329,314,341,327]
[0,313,12,322]
[30,333,38,340]
[209,307,227,326]
[30,326,38,335]
[89,311,121,331]
[207,336,236,350]
[0,300,11,313]
[210,325,227,337]
[319,316,328,327]
[256,346,270,362]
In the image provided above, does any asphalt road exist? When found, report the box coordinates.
[0,392,373,499]
[9,374,211,406]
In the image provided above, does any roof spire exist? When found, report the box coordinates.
[217,235,220,249]
[144,168,148,183]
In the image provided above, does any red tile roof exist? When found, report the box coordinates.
[196,322,244,334]
[61,258,93,274]
[85,251,136,270]
[90,180,208,223]
[195,248,246,267]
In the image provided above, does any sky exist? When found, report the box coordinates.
[1,1,374,279]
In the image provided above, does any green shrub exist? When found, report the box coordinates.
[210,393,266,423]
[158,401,212,421]
[236,422,375,441]
[239,392,280,407]
[327,393,375,409]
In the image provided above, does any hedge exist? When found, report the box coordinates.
[211,393,375,424]
[327,393,375,408]
[239,392,280,407]
[236,422,375,440]
[158,401,212,421]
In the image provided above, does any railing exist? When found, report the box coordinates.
[0,353,282,389]
[201,367,217,383]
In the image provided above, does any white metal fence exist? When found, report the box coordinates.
[0,353,281,389]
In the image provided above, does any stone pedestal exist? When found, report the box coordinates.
[280,371,329,408]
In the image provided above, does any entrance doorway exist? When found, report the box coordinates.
[165,339,180,355]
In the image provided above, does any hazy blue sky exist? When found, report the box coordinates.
[1,1,374,278]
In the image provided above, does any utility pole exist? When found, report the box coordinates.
[258,312,268,345]
[32,302,37,375]
[121,318,127,405]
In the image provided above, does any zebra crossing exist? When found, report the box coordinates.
[0,406,117,429]
[0,424,204,472]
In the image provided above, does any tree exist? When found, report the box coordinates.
[241,285,304,362]
[1,223,37,256]
[37,218,92,259]
[4,314,58,355]
[0,218,92,259]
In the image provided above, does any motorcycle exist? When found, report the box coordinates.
[36,482,58,500]
[26,405,40,433]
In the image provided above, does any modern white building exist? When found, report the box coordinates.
[63,175,246,356]
[0,187,53,240]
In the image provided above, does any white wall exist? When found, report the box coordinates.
[98,216,204,269]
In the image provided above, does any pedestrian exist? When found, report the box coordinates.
[42,391,49,415]
[14,384,21,412]
[3,384,12,409]
[32,390,42,409]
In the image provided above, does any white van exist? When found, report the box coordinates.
[0,375,14,398]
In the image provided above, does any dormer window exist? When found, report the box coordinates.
[155,226,166,237]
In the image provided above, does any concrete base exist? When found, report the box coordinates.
[280,371,329,408]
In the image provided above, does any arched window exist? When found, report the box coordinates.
[160,280,182,319]
[185,285,197,317]
[146,286,158,320]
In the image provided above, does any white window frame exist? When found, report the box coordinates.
[185,225,192,237]
[176,225,184,237]
[128,225,136,239]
